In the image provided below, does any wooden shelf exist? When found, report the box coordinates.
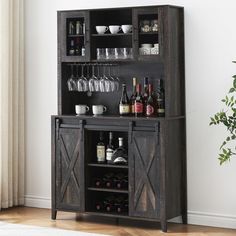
[85,211,128,218]
[91,33,132,37]
[67,34,85,37]
[139,32,158,35]
[88,163,128,169]
[88,187,128,194]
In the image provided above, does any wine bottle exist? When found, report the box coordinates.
[114,172,125,189]
[95,201,103,211]
[119,84,130,116]
[103,173,114,188]
[106,132,114,164]
[134,83,144,117]
[146,84,155,117]
[69,40,75,55]
[104,196,115,212]
[130,77,137,115]
[96,132,105,163]
[143,77,149,114]
[156,79,165,117]
[94,177,103,188]
[111,137,128,165]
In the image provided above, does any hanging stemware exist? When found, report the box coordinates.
[67,64,77,91]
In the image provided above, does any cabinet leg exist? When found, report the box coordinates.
[182,212,187,224]
[51,209,57,220]
[160,219,167,232]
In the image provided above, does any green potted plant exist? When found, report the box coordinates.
[210,61,236,164]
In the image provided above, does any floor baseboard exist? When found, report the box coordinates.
[24,195,236,229]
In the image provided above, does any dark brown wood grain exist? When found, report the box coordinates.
[53,5,186,233]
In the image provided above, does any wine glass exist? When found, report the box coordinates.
[94,64,100,92]
[88,65,97,92]
[67,65,77,91]
[99,65,106,92]
[113,65,120,91]
[77,64,88,92]
[104,65,112,92]
[108,65,115,92]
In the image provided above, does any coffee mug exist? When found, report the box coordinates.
[75,105,89,115]
[121,25,132,33]
[92,105,107,115]
[109,25,121,34]
[96,26,108,34]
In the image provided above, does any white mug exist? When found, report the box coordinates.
[96,26,108,34]
[109,25,121,34]
[75,105,89,115]
[121,25,132,33]
[92,105,107,115]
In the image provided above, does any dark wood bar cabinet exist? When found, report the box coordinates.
[51,5,186,232]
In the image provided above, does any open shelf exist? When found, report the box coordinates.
[68,34,85,37]
[88,187,128,194]
[85,211,128,217]
[91,33,132,37]
[88,163,128,169]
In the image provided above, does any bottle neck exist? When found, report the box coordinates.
[148,84,153,96]
[132,78,137,93]
[136,84,141,95]
[119,138,123,147]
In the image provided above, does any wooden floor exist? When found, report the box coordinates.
[0,207,235,235]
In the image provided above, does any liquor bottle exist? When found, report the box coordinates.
[96,132,105,163]
[134,83,144,117]
[119,84,130,116]
[68,40,75,55]
[68,21,75,35]
[106,132,114,164]
[143,77,149,111]
[146,84,155,117]
[114,196,128,213]
[111,137,128,165]
[156,79,165,117]
[75,38,81,56]
[130,77,137,115]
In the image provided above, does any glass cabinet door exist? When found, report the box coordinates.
[133,8,163,60]
[59,11,90,62]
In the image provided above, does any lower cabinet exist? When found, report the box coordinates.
[51,117,186,232]
[129,131,160,219]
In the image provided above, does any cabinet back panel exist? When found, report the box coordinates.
[61,62,164,115]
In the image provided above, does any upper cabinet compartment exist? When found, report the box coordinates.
[59,11,90,62]
[133,8,162,60]
[90,9,133,61]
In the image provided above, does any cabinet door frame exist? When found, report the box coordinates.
[128,126,160,219]
[53,119,85,212]
[132,7,164,61]
[58,11,90,62]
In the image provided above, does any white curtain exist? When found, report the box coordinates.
[0,0,25,208]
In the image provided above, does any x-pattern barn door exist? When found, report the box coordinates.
[56,128,83,210]
[129,130,160,219]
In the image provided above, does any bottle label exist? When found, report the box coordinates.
[146,105,154,116]
[157,108,165,113]
[134,102,143,113]
[97,145,105,162]
[131,104,135,114]
[119,105,130,114]
[106,148,114,161]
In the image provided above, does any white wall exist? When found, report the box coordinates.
[25,0,236,229]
